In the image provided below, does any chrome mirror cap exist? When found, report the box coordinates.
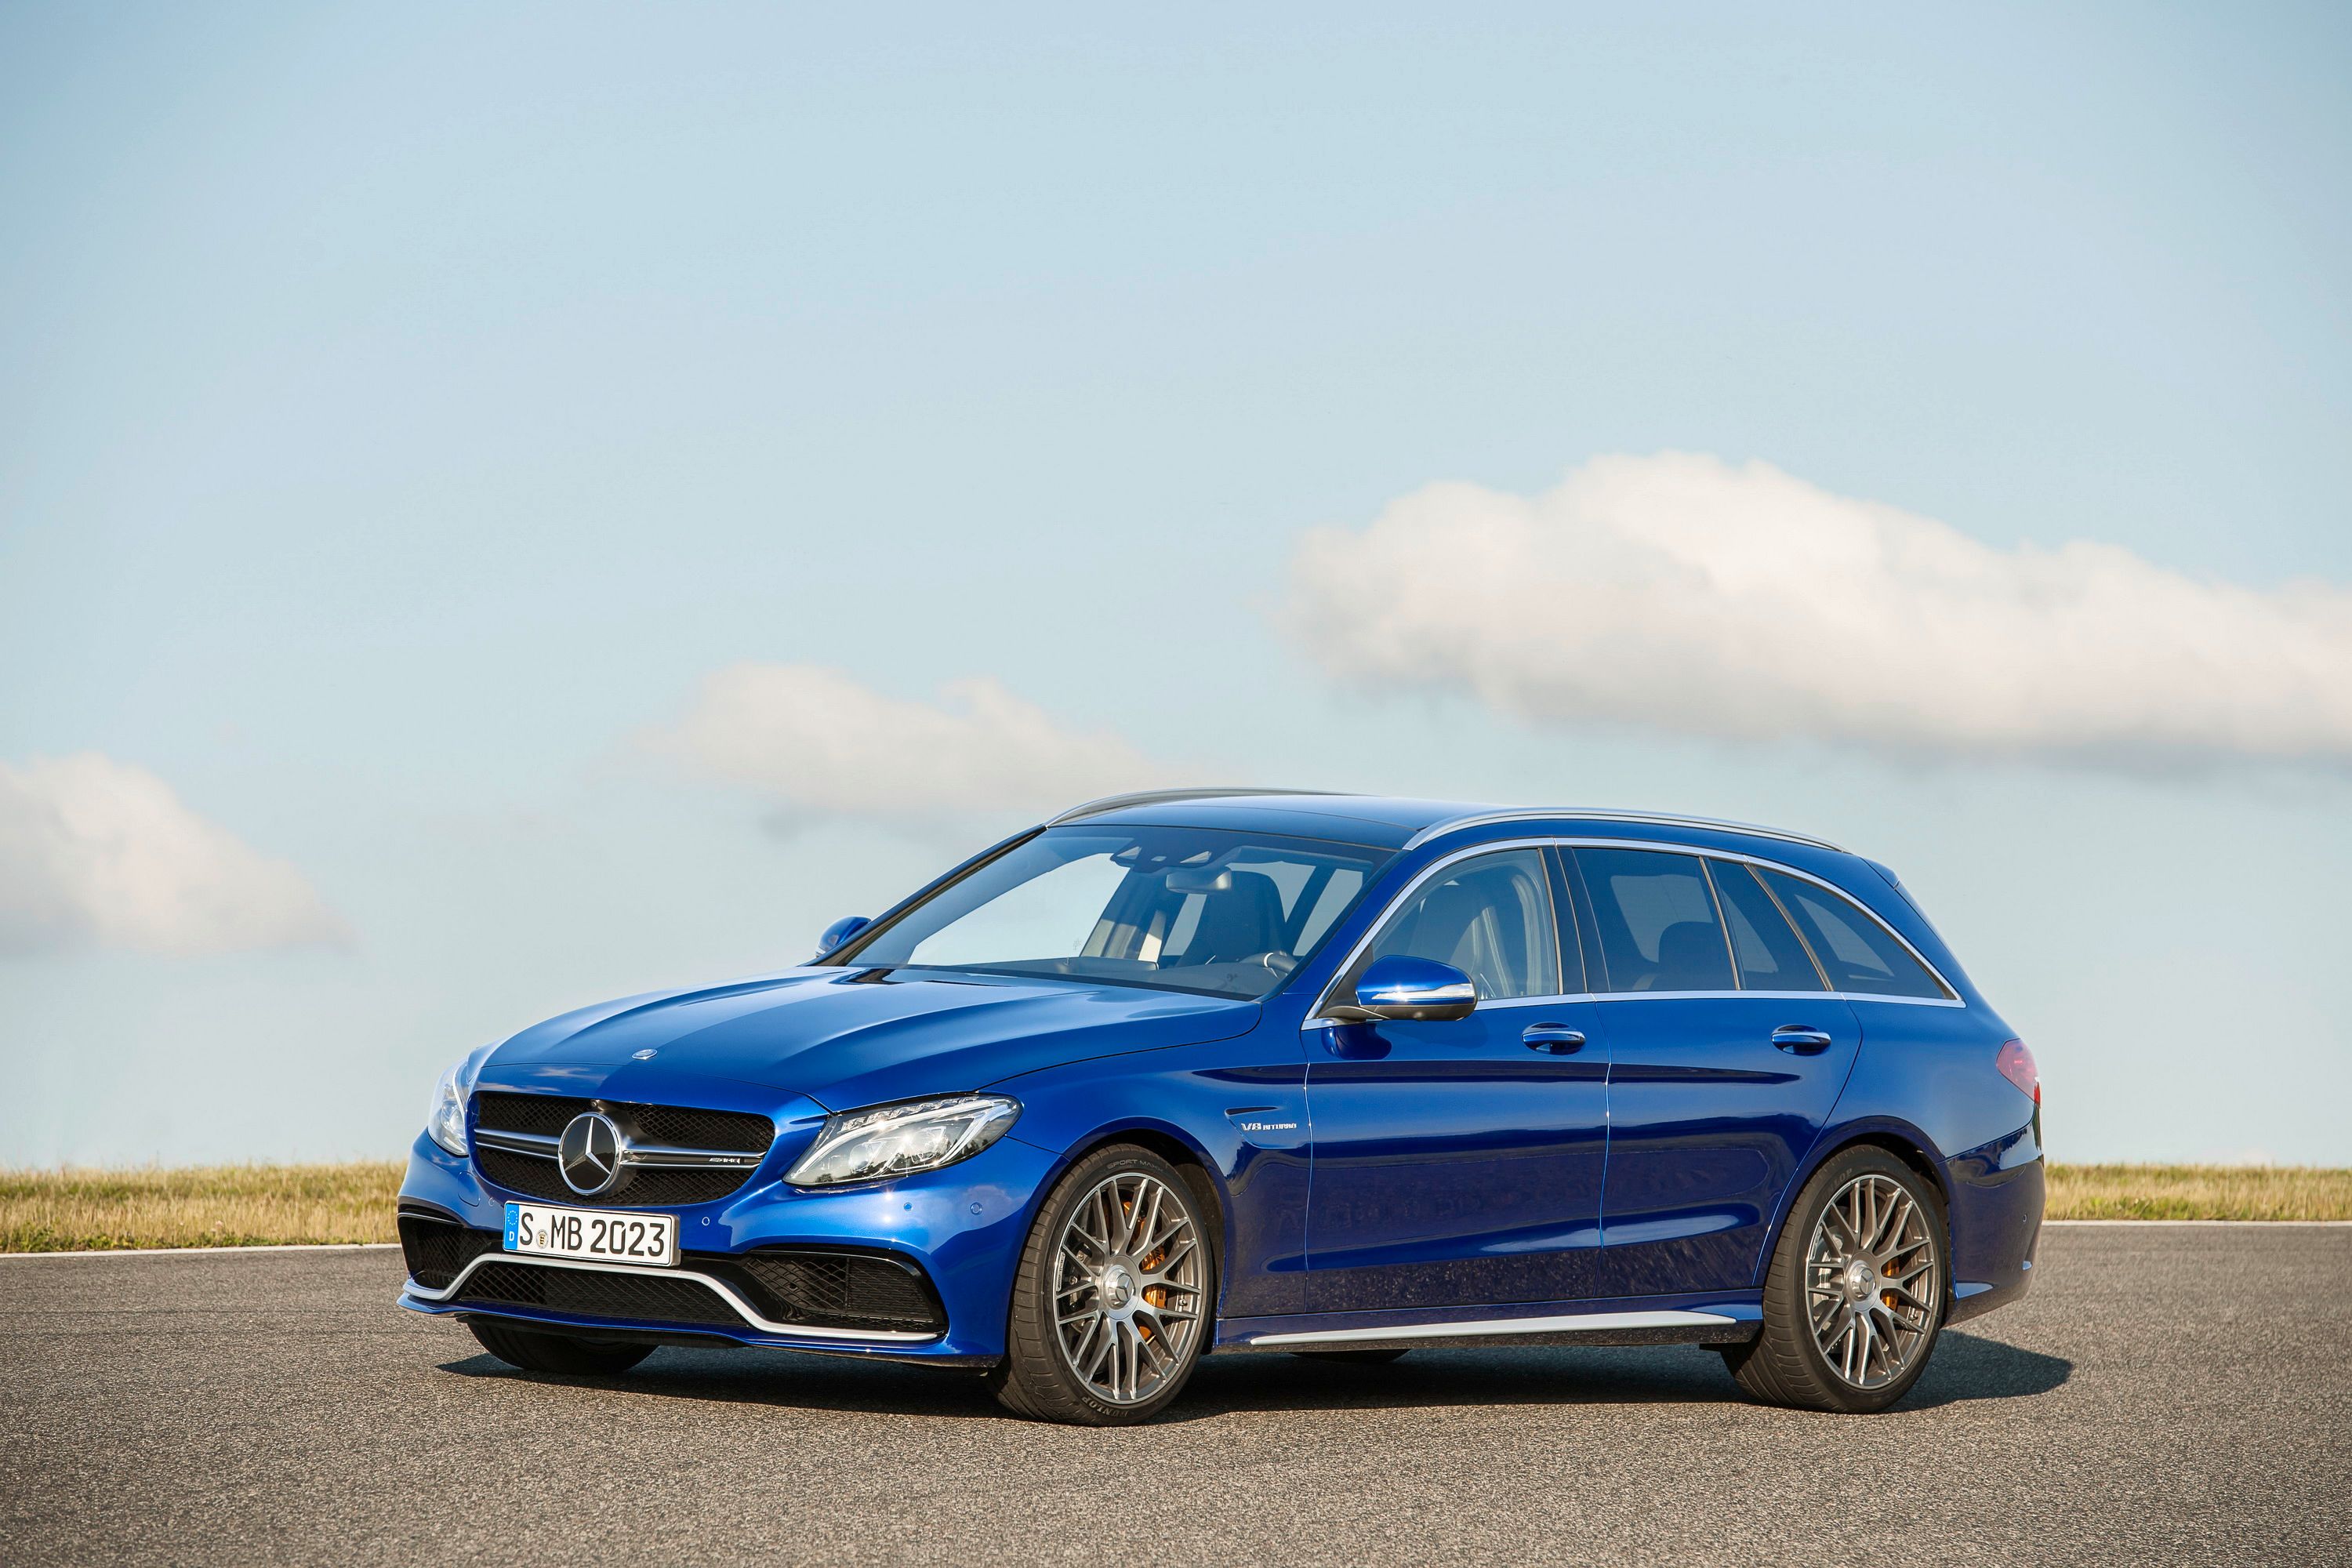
[1344,955,1478,1022]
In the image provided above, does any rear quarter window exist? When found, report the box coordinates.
[1758,869,1951,1000]
[1708,860,1828,993]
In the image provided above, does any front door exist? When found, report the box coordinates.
[1305,846,1610,1313]
[1568,847,1861,1299]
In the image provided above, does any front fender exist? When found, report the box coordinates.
[992,1029,1309,1318]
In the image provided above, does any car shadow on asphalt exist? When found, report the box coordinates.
[435,1330,2068,1423]
[1901,1330,2074,1409]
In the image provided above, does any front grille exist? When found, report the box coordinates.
[470,1091,777,1208]
[634,1104,772,1152]
[397,1211,503,1289]
[452,1261,742,1328]
[473,1146,753,1207]
[474,1091,590,1138]
[706,1249,947,1333]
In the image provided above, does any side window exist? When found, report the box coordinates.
[1758,869,1950,1000]
[1709,860,1827,993]
[1577,848,1735,993]
[1343,848,1560,1002]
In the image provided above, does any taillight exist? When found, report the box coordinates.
[1995,1038,2038,1103]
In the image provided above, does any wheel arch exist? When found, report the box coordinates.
[1756,1116,1953,1286]
[1799,1115,1951,1196]
[1820,1125,1951,1210]
[1037,1120,1233,1304]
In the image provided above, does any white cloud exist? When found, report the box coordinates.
[1280,452,2352,771]
[0,753,350,956]
[655,663,1167,817]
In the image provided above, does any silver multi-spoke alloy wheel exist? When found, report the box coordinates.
[1805,1172,1940,1390]
[1051,1170,1207,1406]
[1723,1145,1947,1413]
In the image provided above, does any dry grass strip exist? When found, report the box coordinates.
[2044,1163,2352,1221]
[2,1160,2346,1251]
[1,1162,403,1252]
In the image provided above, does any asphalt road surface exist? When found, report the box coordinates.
[3,1225,2347,1566]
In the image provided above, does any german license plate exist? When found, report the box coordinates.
[503,1202,678,1267]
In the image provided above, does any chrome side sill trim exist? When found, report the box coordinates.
[401,1250,940,1343]
[1250,1308,1737,1347]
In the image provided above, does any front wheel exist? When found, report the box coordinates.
[989,1145,1214,1425]
[467,1319,654,1376]
[1722,1146,1947,1413]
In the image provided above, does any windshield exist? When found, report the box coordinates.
[829,826,1393,1000]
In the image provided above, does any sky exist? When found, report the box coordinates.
[3,2,2349,1167]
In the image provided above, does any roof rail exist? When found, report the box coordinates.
[1047,787,1338,826]
[1403,808,1846,854]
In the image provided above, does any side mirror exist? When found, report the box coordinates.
[815,916,872,959]
[1341,955,1477,1022]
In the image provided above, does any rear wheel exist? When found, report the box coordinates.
[467,1319,653,1376]
[1723,1146,1946,1413]
[989,1145,1213,1425]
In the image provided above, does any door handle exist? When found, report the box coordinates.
[1523,1024,1586,1054]
[1771,1025,1835,1054]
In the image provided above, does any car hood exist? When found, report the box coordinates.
[478,967,1261,1110]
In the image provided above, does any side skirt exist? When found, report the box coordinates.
[1211,1298,1762,1356]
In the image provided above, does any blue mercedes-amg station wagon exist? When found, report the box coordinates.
[399,790,2042,1422]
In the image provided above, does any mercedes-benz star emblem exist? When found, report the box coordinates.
[557,1111,625,1196]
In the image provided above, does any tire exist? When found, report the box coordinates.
[989,1144,1215,1425]
[468,1318,655,1377]
[1290,1349,1410,1365]
[1722,1145,1947,1414]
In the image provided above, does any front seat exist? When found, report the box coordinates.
[1402,878,1523,999]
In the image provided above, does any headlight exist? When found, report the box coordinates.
[425,1045,495,1156]
[785,1094,1021,1188]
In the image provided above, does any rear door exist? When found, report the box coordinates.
[1569,848,1860,1298]
[1304,845,1610,1312]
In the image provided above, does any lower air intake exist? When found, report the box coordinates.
[451,1261,742,1328]
[720,1249,948,1333]
[397,1212,503,1290]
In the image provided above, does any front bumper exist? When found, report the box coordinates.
[397,1128,1061,1363]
